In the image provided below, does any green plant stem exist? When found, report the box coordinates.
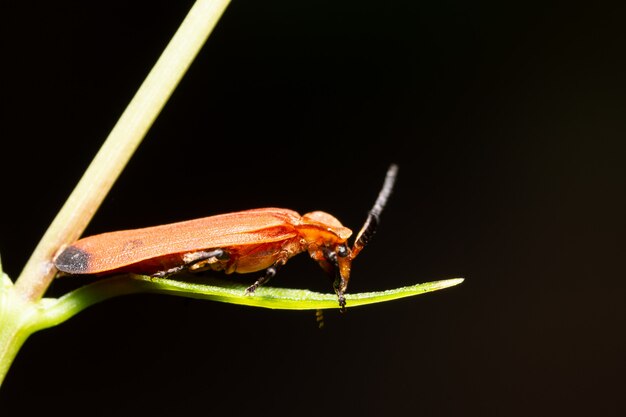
[0,273,45,385]
[2,0,231,387]
[14,0,231,302]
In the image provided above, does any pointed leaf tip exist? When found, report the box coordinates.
[131,275,464,310]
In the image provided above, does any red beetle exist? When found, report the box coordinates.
[55,165,398,310]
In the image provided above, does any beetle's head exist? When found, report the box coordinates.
[301,211,353,311]
[301,164,398,313]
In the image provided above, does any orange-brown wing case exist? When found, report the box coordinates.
[55,208,302,274]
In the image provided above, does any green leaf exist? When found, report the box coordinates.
[42,274,464,327]
[140,275,465,310]
[1,272,463,383]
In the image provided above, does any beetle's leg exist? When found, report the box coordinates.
[151,249,228,278]
[244,261,283,294]
[322,247,347,313]
[334,283,347,313]
[315,309,325,329]
[244,252,289,295]
[185,249,229,272]
[151,265,185,278]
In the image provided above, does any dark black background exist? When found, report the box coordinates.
[1,1,625,416]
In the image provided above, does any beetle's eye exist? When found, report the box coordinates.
[336,245,348,257]
[323,247,339,266]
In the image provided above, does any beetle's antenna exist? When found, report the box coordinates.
[351,164,398,259]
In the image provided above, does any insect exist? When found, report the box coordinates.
[55,164,398,311]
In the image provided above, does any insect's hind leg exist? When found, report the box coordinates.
[151,249,229,278]
[151,265,185,278]
[185,249,229,272]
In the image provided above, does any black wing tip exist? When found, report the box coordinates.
[54,245,91,274]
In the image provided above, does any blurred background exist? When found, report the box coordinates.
[1,1,624,415]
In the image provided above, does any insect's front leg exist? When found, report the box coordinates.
[311,246,347,312]
[244,251,290,295]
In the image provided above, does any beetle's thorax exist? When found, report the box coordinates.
[298,211,352,247]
